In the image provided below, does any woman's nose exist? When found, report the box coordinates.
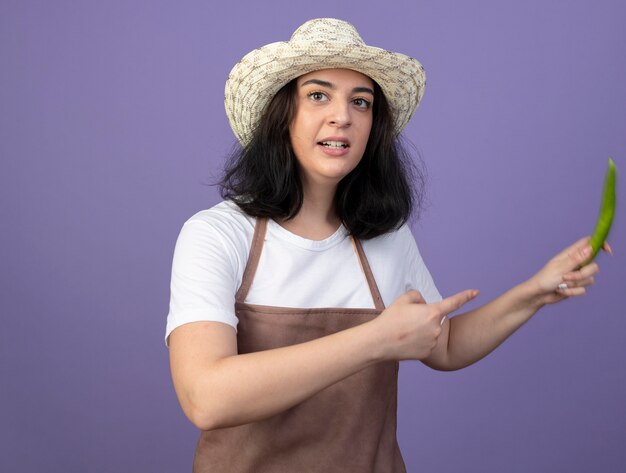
[328,102,351,127]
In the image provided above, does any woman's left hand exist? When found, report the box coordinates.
[528,236,609,306]
[421,237,610,371]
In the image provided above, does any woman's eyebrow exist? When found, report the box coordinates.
[301,79,334,89]
[301,79,374,96]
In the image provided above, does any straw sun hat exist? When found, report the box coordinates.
[225,18,426,146]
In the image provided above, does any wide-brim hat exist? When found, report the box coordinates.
[225,18,426,146]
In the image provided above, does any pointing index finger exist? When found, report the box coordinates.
[435,289,479,316]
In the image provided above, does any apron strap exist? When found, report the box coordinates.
[235,217,268,303]
[236,217,385,310]
[352,238,386,311]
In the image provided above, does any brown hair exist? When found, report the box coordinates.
[219,78,426,239]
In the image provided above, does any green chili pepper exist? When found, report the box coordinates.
[587,157,616,263]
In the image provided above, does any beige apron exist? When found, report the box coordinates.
[193,218,406,472]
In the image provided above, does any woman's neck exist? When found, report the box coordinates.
[277,182,340,240]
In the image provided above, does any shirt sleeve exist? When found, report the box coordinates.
[164,219,240,346]
[403,226,442,304]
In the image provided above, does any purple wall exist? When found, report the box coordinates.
[1,1,624,471]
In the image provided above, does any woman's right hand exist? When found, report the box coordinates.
[170,289,477,430]
[374,289,478,361]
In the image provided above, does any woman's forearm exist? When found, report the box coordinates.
[426,238,600,371]
[186,321,384,430]
[440,281,544,370]
[175,290,478,430]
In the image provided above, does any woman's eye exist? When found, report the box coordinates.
[353,98,371,110]
[308,92,327,102]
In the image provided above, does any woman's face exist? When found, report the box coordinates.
[289,68,374,189]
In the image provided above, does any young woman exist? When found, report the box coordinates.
[166,18,604,472]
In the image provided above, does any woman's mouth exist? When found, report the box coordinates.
[318,140,349,149]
